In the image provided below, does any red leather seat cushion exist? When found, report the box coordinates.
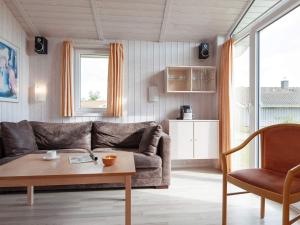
[229,169,300,194]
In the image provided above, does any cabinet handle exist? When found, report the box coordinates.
[190,139,193,142]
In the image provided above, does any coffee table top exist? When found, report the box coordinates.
[0,151,135,179]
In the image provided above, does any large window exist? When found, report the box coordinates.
[231,1,300,169]
[259,6,300,128]
[231,36,251,170]
[74,49,109,115]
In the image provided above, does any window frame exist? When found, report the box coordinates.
[74,48,109,116]
[231,35,252,170]
[231,0,300,168]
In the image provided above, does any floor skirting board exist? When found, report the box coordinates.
[171,159,218,169]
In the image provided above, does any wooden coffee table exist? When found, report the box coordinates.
[0,151,136,225]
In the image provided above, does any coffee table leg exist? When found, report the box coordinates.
[125,175,131,225]
[27,185,34,206]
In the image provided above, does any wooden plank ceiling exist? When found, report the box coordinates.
[4,0,250,41]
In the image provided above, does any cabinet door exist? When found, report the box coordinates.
[169,121,194,159]
[194,121,219,159]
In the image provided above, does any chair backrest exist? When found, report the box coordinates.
[261,124,300,174]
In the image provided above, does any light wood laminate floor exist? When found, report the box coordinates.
[0,168,299,225]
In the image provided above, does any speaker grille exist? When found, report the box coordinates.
[199,43,209,59]
[35,36,48,54]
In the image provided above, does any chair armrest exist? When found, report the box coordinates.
[223,129,261,156]
[283,164,300,196]
[289,164,300,176]
[157,132,171,186]
[222,129,261,173]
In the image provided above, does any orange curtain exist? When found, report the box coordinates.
[218,39,233,172]
[107,43,124,117]
[61,41,73,117]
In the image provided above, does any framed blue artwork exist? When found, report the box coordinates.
[0,38,19,102]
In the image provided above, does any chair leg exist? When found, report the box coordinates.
[222,176,227,225]
[260,197,265,219]
[282,197,290,225]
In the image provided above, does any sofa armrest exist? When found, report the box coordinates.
[157,132,171,186]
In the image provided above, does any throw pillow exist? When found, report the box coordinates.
[139,125,162,156]
[92,121,157,149]
[1,120,38,156]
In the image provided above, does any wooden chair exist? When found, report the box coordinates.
[222,124,300,225]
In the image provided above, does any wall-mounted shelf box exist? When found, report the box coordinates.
[165,66,217,93]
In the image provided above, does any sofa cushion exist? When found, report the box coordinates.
[0,155,23,166]
[134,153,162,169]
[30,121,92,150]
[93,147,138,153]
[35,149,87,154]
[0,126,3,158]
[139,125,162,156]
[1,120,38,156]
[92,121,156,149]
[93,148,162,169]
[0,137,3,159]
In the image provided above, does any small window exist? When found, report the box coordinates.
[74,49,109,115]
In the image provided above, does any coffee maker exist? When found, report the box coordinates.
[179,105,193,120]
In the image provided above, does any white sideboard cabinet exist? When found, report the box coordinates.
[169,120,219,160]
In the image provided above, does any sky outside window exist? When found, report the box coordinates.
[259,6,300,87]
[80,55,108,109]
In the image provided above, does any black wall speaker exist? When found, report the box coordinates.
[199,42,209,59]
[35,36,48,54]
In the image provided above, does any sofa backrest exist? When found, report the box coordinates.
[0,121,159,152]
[30,121,92,150]
[0,126,3,158]
[92,121,156,149]
[0,138,3,159]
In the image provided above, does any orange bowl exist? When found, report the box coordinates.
[102,155,117,167]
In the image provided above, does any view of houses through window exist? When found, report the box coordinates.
[259,6,300,128]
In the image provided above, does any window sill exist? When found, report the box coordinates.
[73,112,106,117]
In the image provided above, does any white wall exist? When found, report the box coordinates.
[0,1,221,126]
[28,38,219,128]
[0,0,29,122]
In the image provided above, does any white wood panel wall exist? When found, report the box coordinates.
[0,0,29,122]
[28,38,219,129]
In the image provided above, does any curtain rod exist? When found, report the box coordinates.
[229,0,255,38]
[73,39,110,49]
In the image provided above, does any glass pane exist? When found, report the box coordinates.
[233,0,282,35]
[259,6,300,128]
[80,55,108,109]
[167,68,191,92]
[192,68,216,92]
[231,36,251,170]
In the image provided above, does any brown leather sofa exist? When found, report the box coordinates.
[0,121,171,190]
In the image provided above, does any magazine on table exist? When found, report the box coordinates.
[69,155,94,164]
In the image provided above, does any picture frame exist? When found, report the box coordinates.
[0,37,19,103]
